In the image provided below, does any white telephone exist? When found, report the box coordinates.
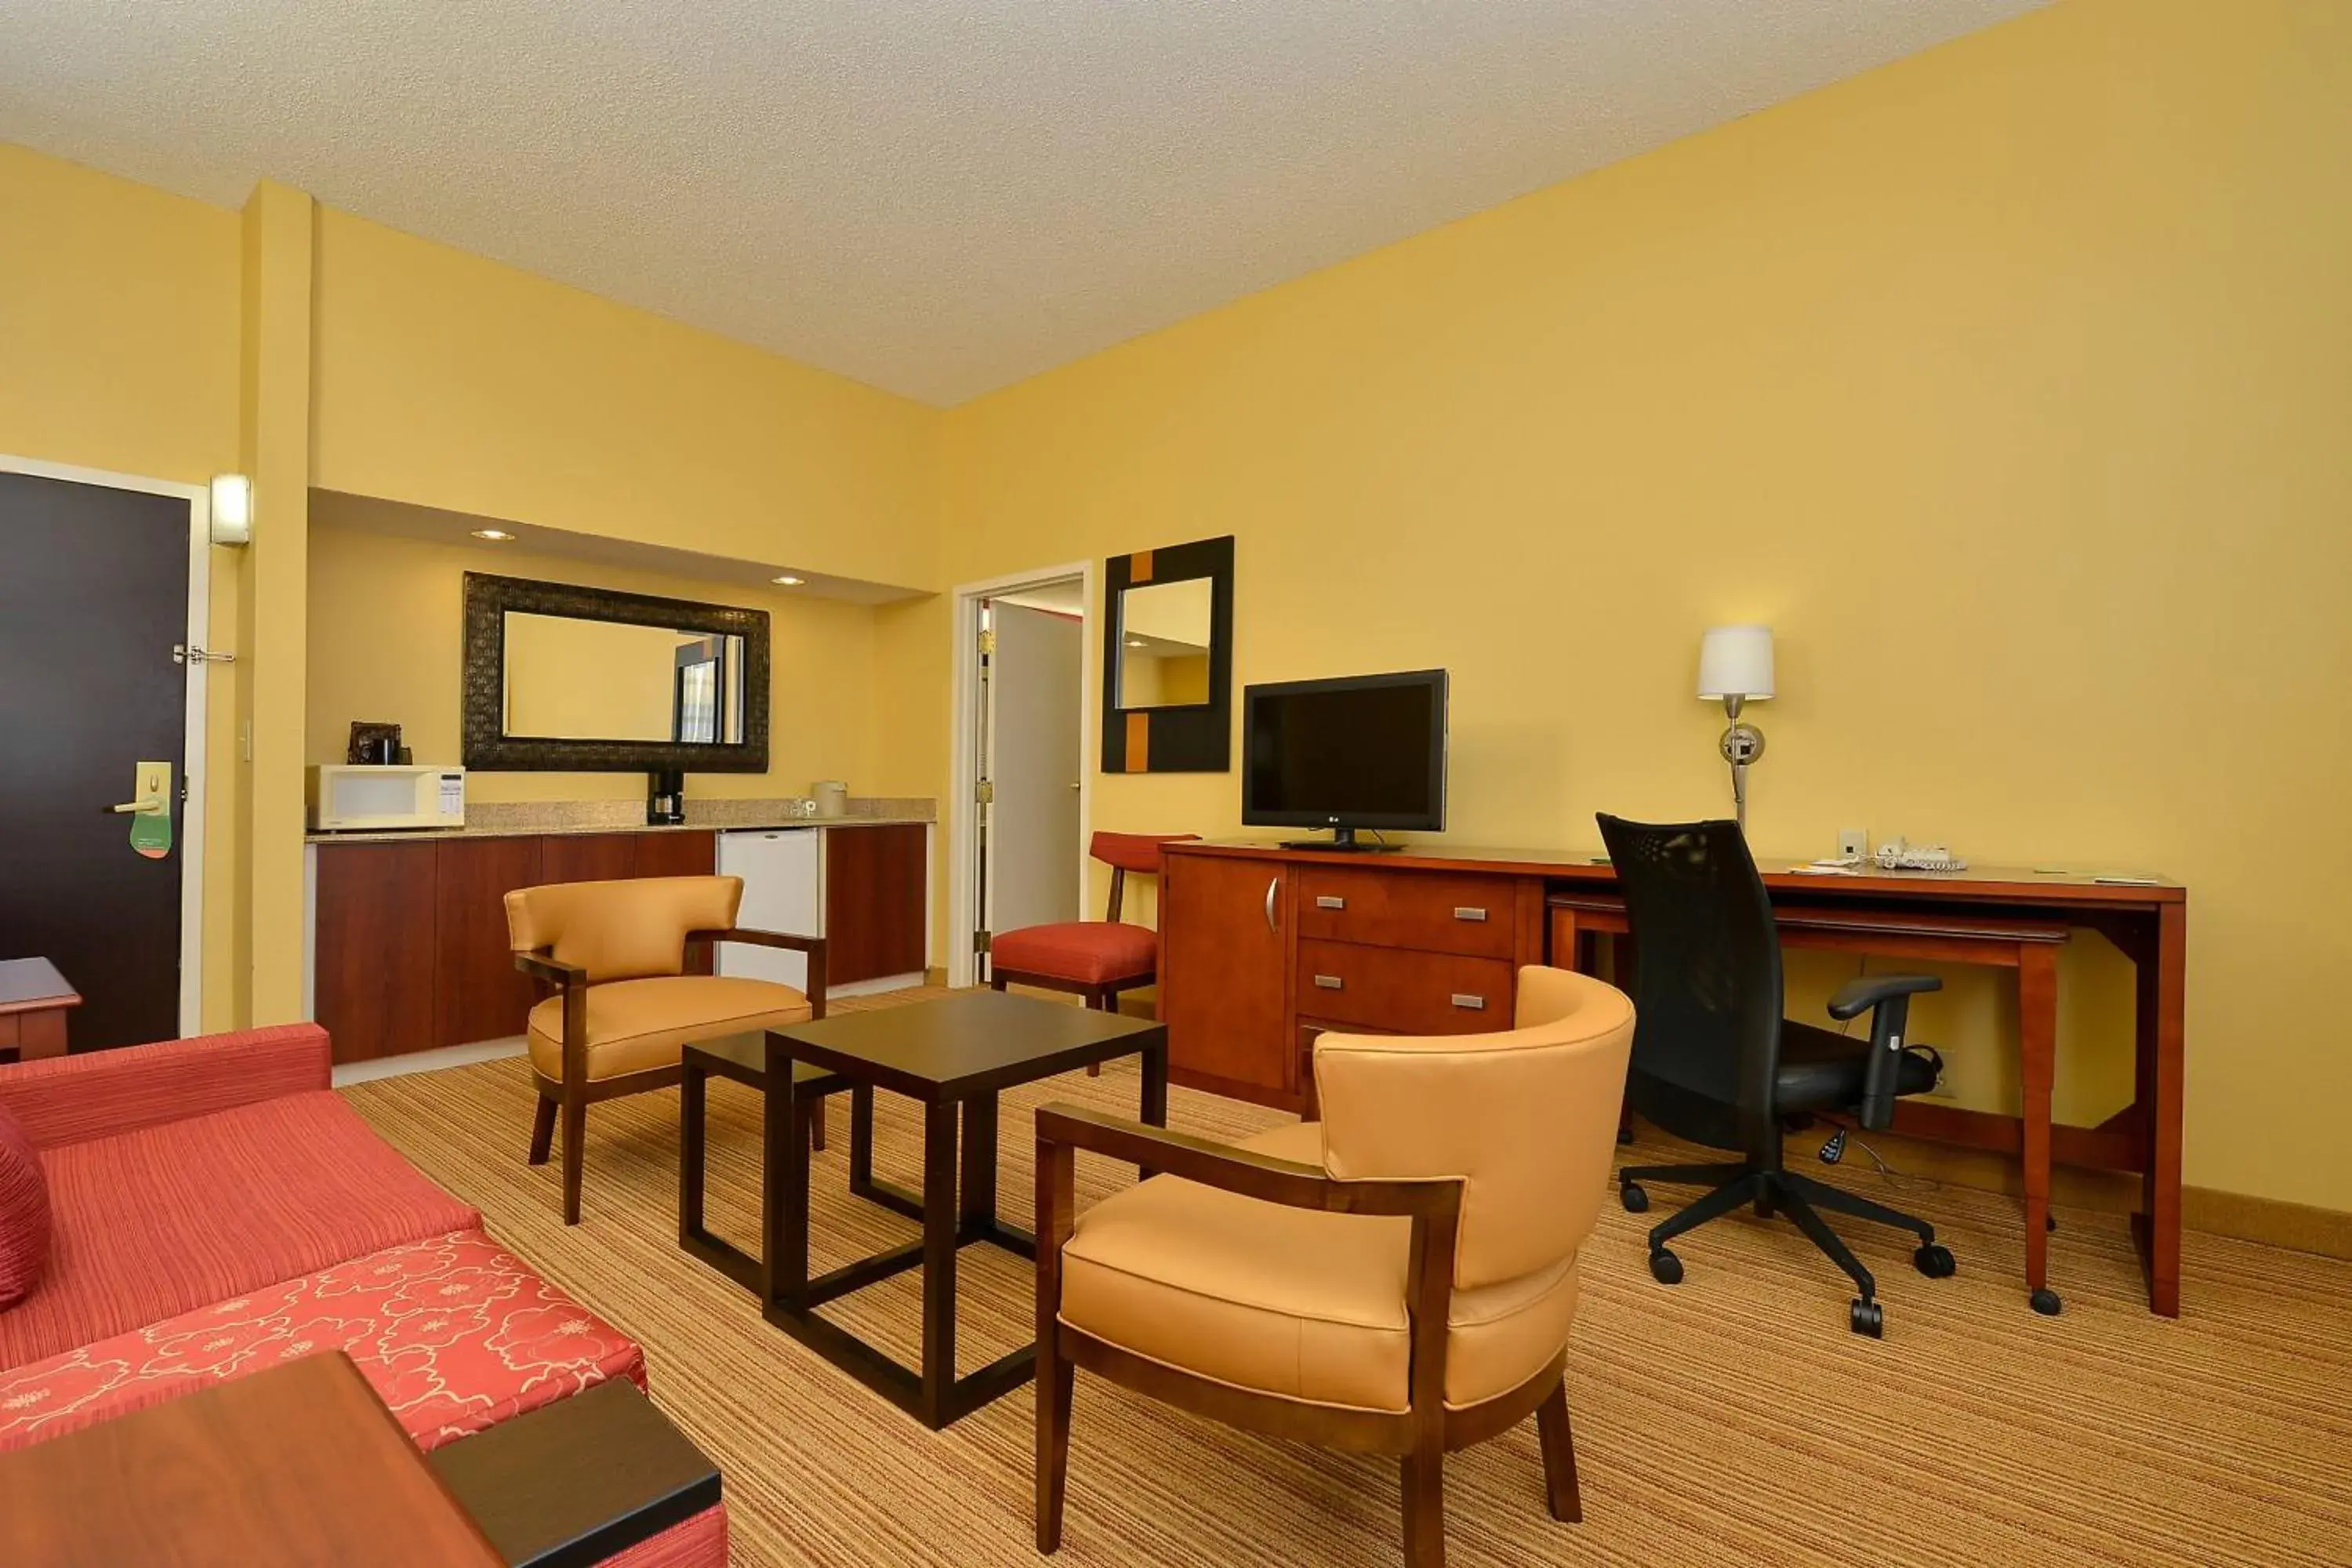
[1875,838,1966,873]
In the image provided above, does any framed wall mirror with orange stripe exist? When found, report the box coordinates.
[1100,535,1234,773]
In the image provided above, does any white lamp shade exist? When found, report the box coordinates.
[1697,625,1774,700]
[209,474,253,546]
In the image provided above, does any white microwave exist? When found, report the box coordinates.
[308,765,466,832]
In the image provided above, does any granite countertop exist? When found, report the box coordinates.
[307,796,934,845]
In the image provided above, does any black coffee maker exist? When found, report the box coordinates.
[646,769,686,826]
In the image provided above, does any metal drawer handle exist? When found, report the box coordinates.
[1265,878,1279,932]
[1313,974,1343,989]
[1454,907,1488,922]
[1316,895,1346,910]
[1451,993,1486,1010]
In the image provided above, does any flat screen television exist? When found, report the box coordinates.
[1241,669,1447,850]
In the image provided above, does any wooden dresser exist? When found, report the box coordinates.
[1160,841,1548,1112]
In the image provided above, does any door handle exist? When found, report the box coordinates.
[1264,877,1279,932]
[1451,993,1487,1011]
[1313,975,1343,989]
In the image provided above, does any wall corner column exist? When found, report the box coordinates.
[234,180,314,1026]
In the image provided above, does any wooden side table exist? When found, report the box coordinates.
[0,1352,501,1566]
[0,958,79,1062]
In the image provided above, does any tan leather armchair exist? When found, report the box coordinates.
[1034,965,1635,1568]
[506,874,827,1225]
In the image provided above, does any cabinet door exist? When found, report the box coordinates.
[1162,855,1293,1101]
[314,843,437,1065]
[434,836,544,1049]
[635,831,718,973]
[539,833,637,884]
[824,824,927,985]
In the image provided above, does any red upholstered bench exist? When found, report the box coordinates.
[989,833,1195,1075]
[0,1228,644,1454]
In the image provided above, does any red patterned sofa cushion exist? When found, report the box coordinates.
[991,921,1158,985]
[0,1091,478,1370]
[0,1229,643,1453]
[0,1102,49,1308]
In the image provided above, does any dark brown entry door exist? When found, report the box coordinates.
[0,471,192,1051]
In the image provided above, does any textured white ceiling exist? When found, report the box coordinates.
[0,1,2043,405]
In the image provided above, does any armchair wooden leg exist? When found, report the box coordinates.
[1400,1448,1446,1568]
[1036,1341,1073,1552]
[528,1094,556,1166]
[1535,1380,1581,1523]
[561,1095,586,1226]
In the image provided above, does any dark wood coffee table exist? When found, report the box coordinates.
[677,1029,863,1294]
[758,989,1167,1428]
[0,1352,501,1566]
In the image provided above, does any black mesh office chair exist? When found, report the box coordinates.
[1595,815,1955,1337]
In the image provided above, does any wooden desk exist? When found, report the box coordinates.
[1160,840,2186,1318]
[0,1352,501,1566]
[0,957,78,1062]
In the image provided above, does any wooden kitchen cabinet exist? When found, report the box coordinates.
[313,824,931,1061]
[313,841,438,1066]
[1161,852,1294,1104]
[823,823,928,985]
[433,836,545,1050]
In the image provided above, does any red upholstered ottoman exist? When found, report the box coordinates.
[0,1228,642,1454]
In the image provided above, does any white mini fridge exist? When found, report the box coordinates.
[716,828,823,993]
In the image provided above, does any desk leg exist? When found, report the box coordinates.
[960,1094,999,1236]
[2019,944,2059,1314]
[2137,902,2186,1318]
[920,1101,960,1428]
[765,1061,813,1310]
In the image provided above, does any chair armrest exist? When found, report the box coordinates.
[1826,972,1941,1021]
[0,1023,331,1150]
[1826,975,1941,1131]
[695,928,828,1019]
[513,949,588,989]
[1034,1103,1459,1218]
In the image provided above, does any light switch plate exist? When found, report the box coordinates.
[1837,827,1869,858]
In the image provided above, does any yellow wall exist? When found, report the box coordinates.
[920,0,2352,1209]
[310,209,942,590]
[306,524,884,801]
[0,146,249,1029]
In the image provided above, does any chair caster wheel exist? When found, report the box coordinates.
[1849,1298,1884,1338]
[1649,1248,1683,1286]
[1914,1243,1956,1279]
[2046,1214,2058,1233]
[1616,1124,1634,1145]
[2029,1287,2063,1317]
[1619,1181,1650,1214]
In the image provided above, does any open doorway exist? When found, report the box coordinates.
[947,564,1094,989]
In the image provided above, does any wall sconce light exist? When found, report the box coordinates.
[209,474,253,546]
[1697,625,1773,831]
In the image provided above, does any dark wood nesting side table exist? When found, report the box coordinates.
[0,957,79,1062]
[755,990,1168,1429]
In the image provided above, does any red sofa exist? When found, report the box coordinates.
[0,1023,725,1565]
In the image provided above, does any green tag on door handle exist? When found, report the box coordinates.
[127,760,172,860]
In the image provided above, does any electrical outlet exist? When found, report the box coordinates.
[1837,827,1869,858]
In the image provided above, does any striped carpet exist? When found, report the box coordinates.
[343,988,2352,1567]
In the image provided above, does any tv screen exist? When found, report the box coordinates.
[1243,670,1447,833]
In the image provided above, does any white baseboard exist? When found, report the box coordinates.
[333,1036,528,1088]
[828,973,928,1000]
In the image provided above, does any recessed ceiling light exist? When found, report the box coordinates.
[771,574,805,586]
[470,528,515,542]
[1125,637,1146,648]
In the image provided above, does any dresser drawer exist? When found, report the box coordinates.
[1296,940,1514,1035]
[1293,866,1515,958]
